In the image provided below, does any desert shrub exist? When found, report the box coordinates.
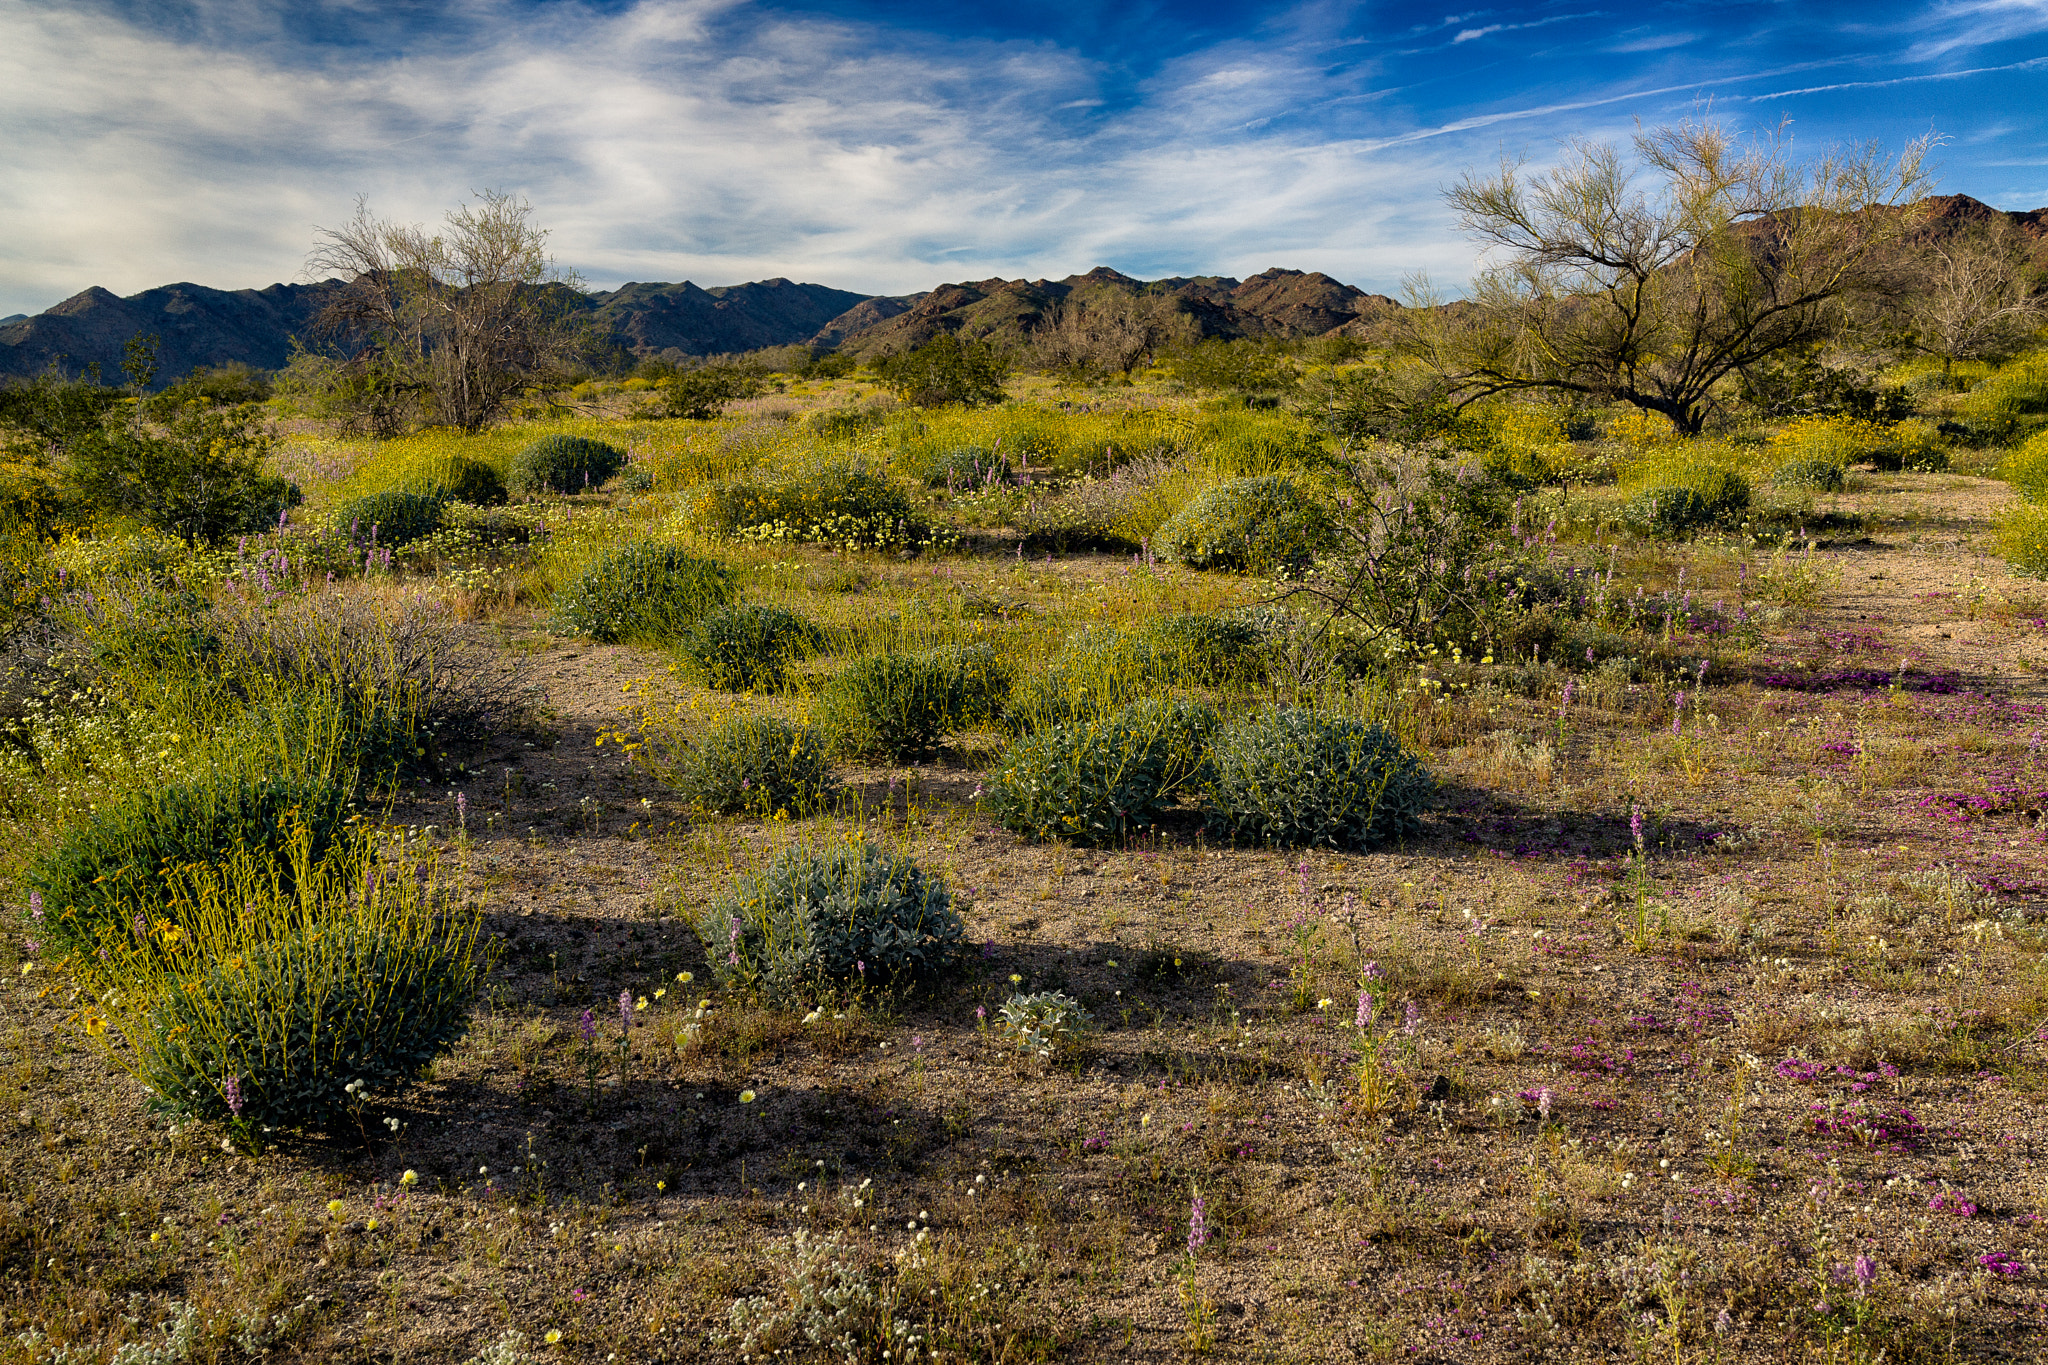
[617,463,656,493]
[664,365,765,420]
[24,772,355,961]
[996,991,1096,1061]
[699,841,964,1002]
[872,333,1009,408]
[423,455,508,506]
[1004,634,1153,731]
[1622,473,1750,534]
[102,840,486,1132]
[1205,708,1432,850]
[985,697,1215,845]
[508,434,626,496]
[679,604,824,691]
[329,489,445,547]
[1994,502,2048,577]
[1137,612,1267,685]
[553,542,734,644]
[1769,458,1846,493]
[212,591,522,748]
[667,715,837,816]
[1997,429,2048,503]
[65,405,296,543]
[1154,474,1333,574]
[817,644,1006,759]
[693,459,932,550]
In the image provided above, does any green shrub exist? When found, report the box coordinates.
[25,773,355,961]
[508,434,626,496]
[679,604,824,691]
[985,697,1215,845]
[554,542,734,644]
[617,463,656,494]
[872,334,1009,408]
[1153,475,1334,574]
[664,365,765,420]
[330,489,446,547]
[699,842,963,1003]
[107,842,486,1133]
[817,644,1007,759]
[667,715,837,816]
[422,455,508,507]
[1137,612,1267,686]
[693,460,931,550]
[1205,708,1432,850]
[1957,350,2048,443]
[65,405,296,543]
[1997,430,2048,503]
[1768,458,1846,493]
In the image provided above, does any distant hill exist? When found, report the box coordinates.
[4,192,2040,386]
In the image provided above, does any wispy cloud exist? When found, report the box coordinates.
[0,0,2041,318]
[1743,54,2048,102]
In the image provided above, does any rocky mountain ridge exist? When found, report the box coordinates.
[4,194,2041,386]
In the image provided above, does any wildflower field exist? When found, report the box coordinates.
[4,359,2048,1364]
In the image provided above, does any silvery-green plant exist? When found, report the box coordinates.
[997,990,1096,1061]
[700,841,964,1004]
[1206,708,1431,849]
[669,715,838,817]
[552,542,733,645]
[715,1230,922,1364]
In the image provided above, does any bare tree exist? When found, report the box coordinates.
[1892,219,2046,374]
[306,192,586,432]
[1031,293,1196,379]
[1419,120,1936,433]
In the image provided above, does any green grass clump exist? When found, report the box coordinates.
[910,444,1012,489]
[1623,485,1724,535]
[102,838,486,1133]
[1205,708,1432,850]
[668,716,837,817]
[818,644,1007,759]
[1154,475,1333,574]
[329,489,445,547]
[418,455,508,506]
[25,773,355,961]
[699,841,963,1004]
[509,434,626,496]
[1136,612,1267,686]
[678,604,824,692]
[553,542,735,645]
[986,697,1216,845]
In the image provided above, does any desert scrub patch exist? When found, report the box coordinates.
[1153,474,1334,574]
[1006,618,1257,731]
[816,643,1008,759]
[1205,707,1432,849]
[665,715,838,817]
[553,542,735,645]
[24,771,356,960]
[677,603,825,692]
[698,841,964,1004]
[328,489,446,548]
[508,433,626,496]
[1768,457,1846,493]
[1993,501,2048,578]
[1996,428,2048,502]
[985,696,1216,845]
[100,837,488,1133]
[691,458,939,551]
[1136,611,1268,686]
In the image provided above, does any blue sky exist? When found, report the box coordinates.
[1,0,2044,317]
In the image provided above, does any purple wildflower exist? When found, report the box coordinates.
[28,891,42,921]
[1630,805,1645,851]
[1403,1001,1421,1036]
[1355,989,1374,1029]
[619,988,633,1033]
[579,1009,596,1045]
[1979,1251,2025,1278]
[1537,1087,1552,1121]
[1187,1193,1209,1254]
[223,1075,243,1118]
[1853,1255,1876,1291]
[1361,960,1383,982]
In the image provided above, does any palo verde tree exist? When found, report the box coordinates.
[305,191,586,432]
[1889,217,2047,375]
[1415,120,1936,434]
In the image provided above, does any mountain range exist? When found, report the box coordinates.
[3,194,2042,389]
